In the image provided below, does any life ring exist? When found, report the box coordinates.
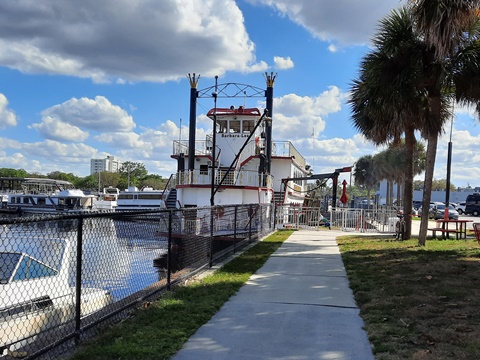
[215,206,225,218]
[255,136,260,147]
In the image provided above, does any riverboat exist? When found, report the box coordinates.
[164,75,310,210]
[170,105,309,208]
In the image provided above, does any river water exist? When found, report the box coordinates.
[0,218,168,302]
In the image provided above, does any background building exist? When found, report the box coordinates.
[90,156,122,175]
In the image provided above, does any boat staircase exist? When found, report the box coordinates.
[165,188,177,209]
[273,192,284,205]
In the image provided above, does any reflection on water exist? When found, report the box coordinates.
[0,218,167,302]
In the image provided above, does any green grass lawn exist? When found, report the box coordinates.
[337,235,480,360]
[71,230,294,360]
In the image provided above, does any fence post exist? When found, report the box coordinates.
[209,206,214,267]
[248,204,253,243]
[233,205,238,253]
[74,217,84,344]
[270,203,277,230]
[167,210,172,290]
[259,205,263,235]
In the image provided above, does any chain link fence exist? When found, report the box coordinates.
[0,203,273,359]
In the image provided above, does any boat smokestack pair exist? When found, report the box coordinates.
[186,73,276,174]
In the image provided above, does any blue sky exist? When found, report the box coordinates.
[1,0,480,188]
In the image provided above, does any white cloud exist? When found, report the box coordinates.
[247,0,399,47]
[95,132,147,149]
[0,93,17,129]
[30,116,89,142]
[271,86,343,139]
[41,96,135,133]
[0,0,262,82]
[274,56,294,70]
[0,137,21,149]
[30,96,136,142]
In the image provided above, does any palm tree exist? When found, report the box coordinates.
[350,7,427,239]
[408,0,480,245]
[353,155,378,202]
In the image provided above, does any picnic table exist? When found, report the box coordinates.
[428,219,473,240]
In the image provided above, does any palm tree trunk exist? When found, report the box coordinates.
[403,125,416,239]
[418,133,438,246]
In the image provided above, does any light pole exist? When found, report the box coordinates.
[444,111,454,219]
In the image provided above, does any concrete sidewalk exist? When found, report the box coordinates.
[172,230,375,360]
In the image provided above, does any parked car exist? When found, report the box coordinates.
[465,193,480,216]
[413,200,422,210]
[417,203,435,217]
[429,204,459,220]
[456,202,466,215]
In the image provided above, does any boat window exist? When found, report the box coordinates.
[217,120,228,133]
[10,197,17,204]
[242,120,254,133]
[138,194,162,200]
[12,255,58,281]
[37,198,46,206]
[118,194,134,200]
[229,120,241,133]
[0,253,21,284]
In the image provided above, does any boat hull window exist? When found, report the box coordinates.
[13,255,58,281]
[0,253,22,284]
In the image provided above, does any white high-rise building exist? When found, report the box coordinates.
[90,156,122,175]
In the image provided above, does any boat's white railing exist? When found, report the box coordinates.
[173,140,219,156]
[176,169,273,188]
[173,139,305,168]
[272,141,306,167]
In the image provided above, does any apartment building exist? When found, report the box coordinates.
[90,156,122,175]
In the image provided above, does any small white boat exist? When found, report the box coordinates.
[0,238,112,356]
[94,187,120,211]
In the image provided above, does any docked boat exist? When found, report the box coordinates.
[116,186,166,211]
[94,187,120,211]
[166,76,309,210]
[5,178,98,214]
[0,238,112,356]
[170,106,309,208]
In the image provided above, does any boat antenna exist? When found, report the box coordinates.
[179,118,182,143]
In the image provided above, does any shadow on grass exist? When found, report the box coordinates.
[337,235,480,360]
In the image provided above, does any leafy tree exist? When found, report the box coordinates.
[47,171,79,183]
[97,171,122,190]
[119,162,148,187]
[431,179,456,191]
[75,175,98,191]
[140,174,168,190]
[353,155,378,202]
[0,168,29,177]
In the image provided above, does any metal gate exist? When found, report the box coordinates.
[275,205,397,233]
